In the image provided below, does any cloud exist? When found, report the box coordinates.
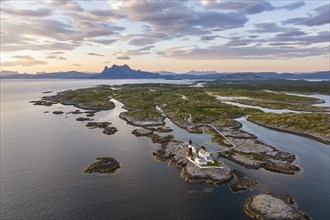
[114,47,153,60]
[46,55,57,59]
[157,44,329,60]
[278,1,305,10]
[271,31,330,45]
[2,8,53,17]
[90,39,117,45]
[275,31,307,38]
[138,46,154,51]
[116,55,130,60]
[2,40,79,52]
[88,52,105,57]
[252,22,299,33]
[46,55,66,60]
[225,38,260,47]
[1,55,47,67]
[200,35,220,41]
[283,4,330,26]
[46,0,83,12]
[115,0,248,36]
[202,0,305,14]
[49,51,65,55]
[128,33,171,46]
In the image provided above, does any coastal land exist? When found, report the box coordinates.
[31,79,329,219]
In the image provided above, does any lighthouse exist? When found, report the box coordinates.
[187,139,193,158]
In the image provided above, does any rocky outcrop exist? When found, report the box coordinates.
[76,117,93,121]
[53,111,64,114]
[85,121,117,135]
[119,112,165,127]
[147,134,174,144]
[153,141,233,185]
[103,127,118,135]
[181,162,232,184]
[245,192,311,220]
[147,126,173,133]
[84,157,120,174]
[248,117,330,145]
[132,128,153,136]
[86,122,111,129]
[219,136,299,175]
[230,170,257,192]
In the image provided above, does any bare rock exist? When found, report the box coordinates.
[132,128,153,136]
[84,157,120,174]
[245,192,311,220]
[230,170,257,192]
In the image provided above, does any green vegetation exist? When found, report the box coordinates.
[208,79,330,95]
[146,134,174,144]
[39,81,329,143]
[204,126,233,147]
[207,159,221,166]
[56,87,114,110]
[84,157,120,174]
[229,99,328,112]
[248,113,330,143]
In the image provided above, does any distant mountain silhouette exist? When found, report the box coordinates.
[93,64,162,79]
[1,64,329,80]
[0,71,91,79]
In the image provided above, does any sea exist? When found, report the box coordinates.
[1,79,329,219]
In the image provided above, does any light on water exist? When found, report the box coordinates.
[1,79,329,219]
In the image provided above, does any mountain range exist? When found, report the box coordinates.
[1,64,329,80]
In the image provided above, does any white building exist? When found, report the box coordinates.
[192,146,196,154]
[198,149,213,162]
[194,157,207,166]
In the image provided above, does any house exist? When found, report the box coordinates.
[192,146,196,154]
[195,157,207,166]
[198,149,213,162]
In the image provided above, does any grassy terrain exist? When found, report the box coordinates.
[229,99,328,112]
[248,113,330,143]
[42,81,329,143]
[208,80,330,95]
[56,87,114,110]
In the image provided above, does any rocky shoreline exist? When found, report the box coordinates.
[153,141,233,185]
[31,89,115,111]
[230,170,257,192]
[119,112,165,127]
[84,157,120,174]
[248,116,330,144]
[244,192,311,220]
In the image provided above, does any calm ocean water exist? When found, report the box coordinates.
[1,79,329,219]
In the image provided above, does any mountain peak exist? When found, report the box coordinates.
[109,64,131,70]
[96,64,161,79]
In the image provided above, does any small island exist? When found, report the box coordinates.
[153,140,233,184]
[245,192,311,220]
[131,128,153,136]
[230,170,257,192]
[84,157,120,174]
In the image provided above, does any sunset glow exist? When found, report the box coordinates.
[1,0,329,73]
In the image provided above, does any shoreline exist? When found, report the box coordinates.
[247,117,330,145]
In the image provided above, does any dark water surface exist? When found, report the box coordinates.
[1,79,329,219]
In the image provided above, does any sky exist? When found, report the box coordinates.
[0,0,329,74]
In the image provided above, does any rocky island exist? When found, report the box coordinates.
[29,80,330,219]
[84,157,120,174]
[245,192,311,220]
[230,170,257,192]
[248,113,330,144]
[131,128,153,136]
[153,141,233,184]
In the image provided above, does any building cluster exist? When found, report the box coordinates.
[187,139,213,166]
